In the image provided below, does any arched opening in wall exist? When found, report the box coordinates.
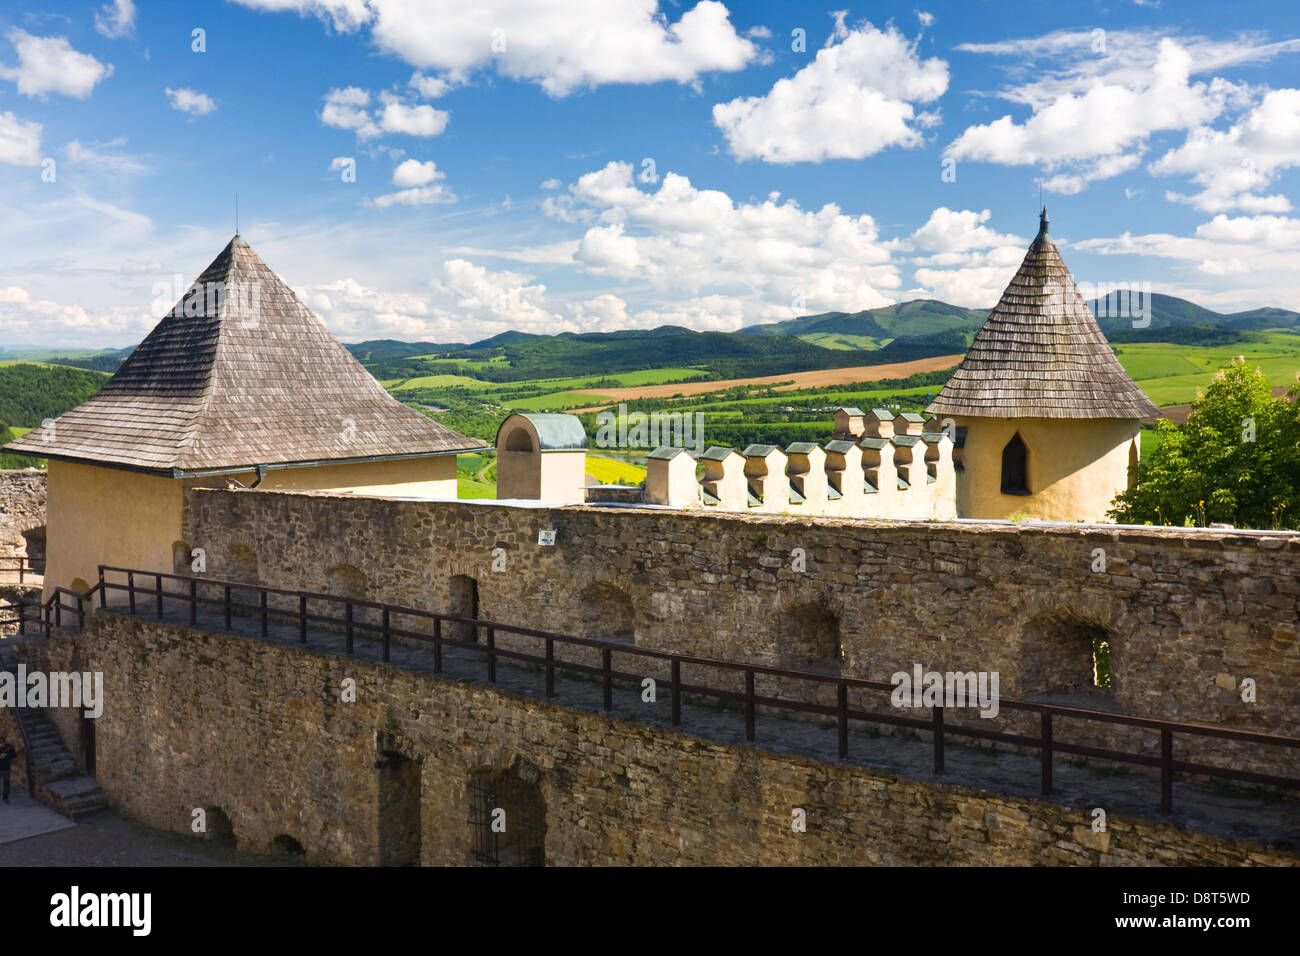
[172,540,192,575]
[376,743,422,866]
[228,543,259,585]
[326,564,367,598]
[1001,433,1030,495]
[777,601,841,672]
[576,582,636,644]
[449,574,479,644]
[202,808,237,848]
[1127,439,1139,491]
[468,765,545,866]
[504,426,535,453]
[21,525,45,573]
[271,834,306,857]
[1021,610,1115,698]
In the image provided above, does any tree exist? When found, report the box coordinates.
[1108,359,1300,530]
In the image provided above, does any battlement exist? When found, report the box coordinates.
[644,411,956,519]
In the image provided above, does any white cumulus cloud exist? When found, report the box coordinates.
[166,87,217,115]
[0,30,113,99]
[713,16,947,164]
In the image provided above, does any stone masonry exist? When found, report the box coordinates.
[18,613,1298,866]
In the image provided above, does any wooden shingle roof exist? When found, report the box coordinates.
[4,236,485,473]
[925,211,1159,421]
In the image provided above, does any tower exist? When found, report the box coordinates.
[925,210,1159,522]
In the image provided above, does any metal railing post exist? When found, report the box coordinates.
[98,567,105,608]
[602,647,612,711]
[837,681,849,759]
[432,618,442,673]
[128,571,136,615]
[223,585,231,632]
[190,579,198,626]
[1160,728,1174,813]
[545,638,554,697]
[933,706,944,775]
[744,670,755,742]
[345,602,354,654]
[487,627,496,683]
[1041,711,1053,796]
[156,573,164,618]
[671,658,681,726]
[382,608,391,663]
[298,594,307,644]
[259,591,268,638]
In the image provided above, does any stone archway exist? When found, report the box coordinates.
[777,600,841,672]
[1020,608,1116,698]
[576,582,636,643]
[467,759,546,867]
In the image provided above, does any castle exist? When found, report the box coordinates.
[5,210,1160,601]
[499,209,1157,525]
[1,213,1297,867]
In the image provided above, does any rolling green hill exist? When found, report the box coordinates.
[0,362,109,429]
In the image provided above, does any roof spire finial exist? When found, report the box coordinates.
[235,192,239,237]
[1038,204,1049,239]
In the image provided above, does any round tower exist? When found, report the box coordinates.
[925,210,1159,522]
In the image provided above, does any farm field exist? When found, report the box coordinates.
[1115,335,1300,406]
[585,455,647,484]
[568,354,965,403]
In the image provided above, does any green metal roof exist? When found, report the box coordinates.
[864,480,877,494]
[742,443,779,457]
[825,440,857,454]
[784,441,821,455]
[700,486,720,505]
[897,476,910,490]
[788,485,805,504]
[835,407,865,416]
[827,486,842,500]
[700,445,737,461]
[920,431,945,443]
[897,412,927,423]
[496,413,588,451]
[893,435,921,447]
[859,437,889,450]
[869,408,893,419]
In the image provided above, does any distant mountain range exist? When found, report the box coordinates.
[6,293,1299,383]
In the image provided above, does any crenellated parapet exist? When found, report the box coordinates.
[645,407,957,519]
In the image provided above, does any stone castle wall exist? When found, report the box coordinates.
[0,469,47,554]
[19,613,1296,866]
[177,488,1300,778]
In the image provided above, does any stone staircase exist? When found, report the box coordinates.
[1,663,108,819]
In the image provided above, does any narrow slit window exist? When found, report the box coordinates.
[1001,433,1029,495]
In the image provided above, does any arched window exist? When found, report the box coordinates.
[504,427,534,453]
[1000,433,1029,495]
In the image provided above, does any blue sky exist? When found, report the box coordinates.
[2,0,1300,348]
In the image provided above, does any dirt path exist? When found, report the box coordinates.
[568,354,962,410]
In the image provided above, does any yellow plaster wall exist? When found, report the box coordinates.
[953,416,1140,522]
[253,455,458,497]
[44,460,184,601]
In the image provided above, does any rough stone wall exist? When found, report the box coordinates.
[20,614,1297,866]
[180,488,1299,751]
[0,469,46,553]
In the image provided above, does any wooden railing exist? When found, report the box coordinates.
[79,564,1300,816]
[0,555,41,584]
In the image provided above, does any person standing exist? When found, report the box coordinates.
[0,734,17,803]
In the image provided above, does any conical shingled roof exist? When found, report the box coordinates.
[925,211,1159,420]
[4,236,486,473]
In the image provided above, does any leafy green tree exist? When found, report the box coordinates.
[1109,359,1300,529]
